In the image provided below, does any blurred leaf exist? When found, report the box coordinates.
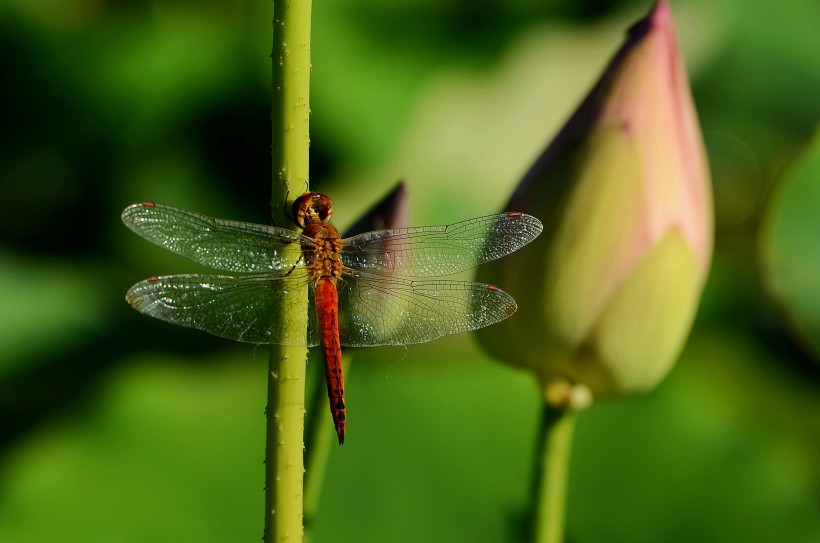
[0,354,265,543]
[328,2,723,225]
[569,329,820,543]
[760,129,820,361]
[0,255,108,377]
[324,22,622,223]
[307,341,540,543]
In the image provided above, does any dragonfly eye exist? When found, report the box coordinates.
[293,192,333,227]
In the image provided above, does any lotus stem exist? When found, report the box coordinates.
[531,404,576,543]
[266,0,312,541]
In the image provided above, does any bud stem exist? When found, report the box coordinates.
[531,405,576,543]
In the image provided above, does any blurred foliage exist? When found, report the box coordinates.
[0,0,818,542]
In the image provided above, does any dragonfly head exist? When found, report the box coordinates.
[293,192,333,228]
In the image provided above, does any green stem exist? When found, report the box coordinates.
[266,1,312,542]
[531,404,575,543]
[266,343,308,542]
[271,0,312,224]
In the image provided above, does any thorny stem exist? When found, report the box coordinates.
[266,0,312,542]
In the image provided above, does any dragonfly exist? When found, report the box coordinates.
[122,192,542,444]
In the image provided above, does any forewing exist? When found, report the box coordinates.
[122,203,312,273]
[336,271,517,347]
[126,273,320,346]
[340,212,542,277]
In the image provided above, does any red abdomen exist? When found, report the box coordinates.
[315,279,346,444]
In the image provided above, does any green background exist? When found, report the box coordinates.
[1,0,818,542]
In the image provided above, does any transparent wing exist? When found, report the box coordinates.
[122,203,313,273]
[336,271,517,347]
[126,273,320,346]
[340,212,542,277]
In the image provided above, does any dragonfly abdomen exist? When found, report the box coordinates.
[315,278,346,445]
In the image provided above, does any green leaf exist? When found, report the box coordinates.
[760,128,820,360]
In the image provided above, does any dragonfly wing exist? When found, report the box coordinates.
[122,203,312,273]
[340,212,542,277]
[335,271,517,347]
[126,273,320,346]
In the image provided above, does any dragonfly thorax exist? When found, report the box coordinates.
[304,223,344,283]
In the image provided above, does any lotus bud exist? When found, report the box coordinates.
[477,0,712,405]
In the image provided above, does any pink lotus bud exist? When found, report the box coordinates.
[477,0,712,404]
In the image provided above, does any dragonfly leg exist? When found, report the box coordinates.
[284,254,305,277]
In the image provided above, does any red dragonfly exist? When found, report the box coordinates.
[123,192,542,444]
